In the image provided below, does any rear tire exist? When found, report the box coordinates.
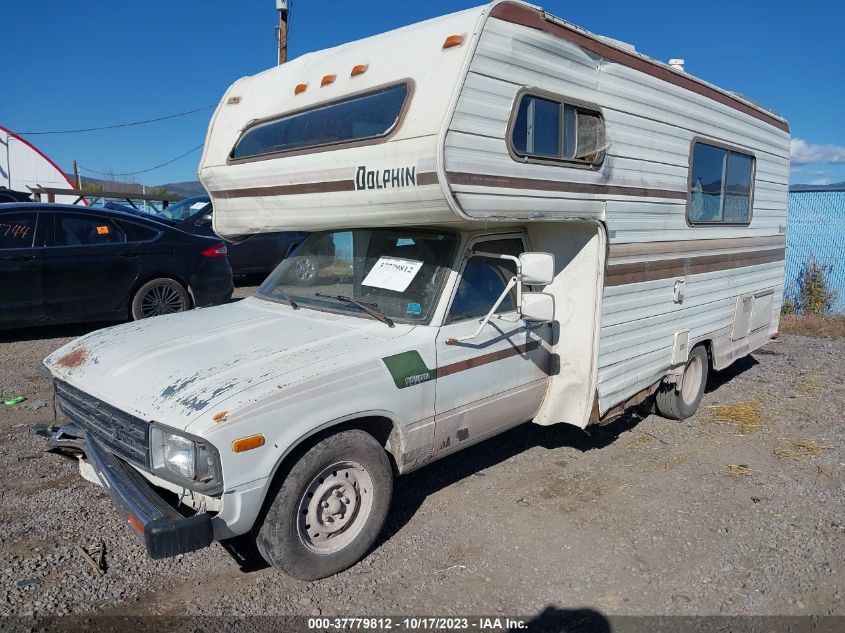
[655,345,709,420]
[255,430,393,580]
[130,278,190,320]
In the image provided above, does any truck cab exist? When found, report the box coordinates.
[44,224,561,579]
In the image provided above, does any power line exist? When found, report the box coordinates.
[79,143,204,177]
[16,105,215,136]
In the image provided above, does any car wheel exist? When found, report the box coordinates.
[655,345,709,420]
[290,256,318,285]
[131,278,190,320]
[255,430,393,580]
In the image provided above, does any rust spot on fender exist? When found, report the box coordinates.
[56,348,88,369]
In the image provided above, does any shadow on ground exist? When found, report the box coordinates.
[521,606,611,632]
[705,354,759,394]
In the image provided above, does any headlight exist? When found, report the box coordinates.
[150,426,222,493]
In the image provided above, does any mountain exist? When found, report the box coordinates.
[65,174,205,198]
[159,180,205,197]
[790,182,845,192]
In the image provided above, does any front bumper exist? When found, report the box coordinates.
[47,426,213,559]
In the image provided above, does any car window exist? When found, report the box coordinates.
[0,214,37,249]
[448,238,525,323]
[117,220,160,243]
[55,215,125,246]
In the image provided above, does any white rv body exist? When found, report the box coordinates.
[200,0,789,422]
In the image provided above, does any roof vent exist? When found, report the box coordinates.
[668,58,685,72]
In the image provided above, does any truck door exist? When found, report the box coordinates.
[433,235,551,454]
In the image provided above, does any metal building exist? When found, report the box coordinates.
[0,124,79,204]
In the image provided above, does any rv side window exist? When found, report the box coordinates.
[230,83,409,160]
[688,142,754,224]
[510,93,604,166]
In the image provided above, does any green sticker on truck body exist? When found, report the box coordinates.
[382,340,541,389]
[381,351,435,389]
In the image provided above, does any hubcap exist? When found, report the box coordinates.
[140,284,186,317]
[297,461,374,554]
[681,354,703,404]
[294,258,316,282]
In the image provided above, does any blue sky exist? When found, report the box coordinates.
[4,0,844,186]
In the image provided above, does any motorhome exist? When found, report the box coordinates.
[43,0,789,580]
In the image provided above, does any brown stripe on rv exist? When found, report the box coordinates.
[207,172,439,199]
[608,235,786,259]
[489,2,790,134]
[605,248,785,286]
[213,180,355,199]
[437,340,540,378]
[447,171,687,199]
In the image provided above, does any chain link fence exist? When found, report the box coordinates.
[786,190,845,314]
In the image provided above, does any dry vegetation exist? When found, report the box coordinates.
[780,314,845,339]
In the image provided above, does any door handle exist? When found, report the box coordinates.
[118,252,139,258]
[2,255,35,262]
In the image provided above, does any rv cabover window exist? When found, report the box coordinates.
[688,142,755,225]
[230,82,409,160]
[510,92,605,166]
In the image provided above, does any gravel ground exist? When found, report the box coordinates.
[1,287,843,620]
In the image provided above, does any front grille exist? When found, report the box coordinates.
[55,380,150,469]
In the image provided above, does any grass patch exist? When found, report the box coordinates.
[773,437,834,460]
[795,372,823,397]
[625,434,654,448]
[707,401,765,435]
[721,464,751,477]
[780,314,845,339]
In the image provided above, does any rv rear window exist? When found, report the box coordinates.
[230,83,409,160]
[510,92,604,166]
[688,142,755,225]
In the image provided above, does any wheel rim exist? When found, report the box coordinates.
[297,461,374,555]
[680,354,703,405]
[294,258,316,282]
[140,284,186,317]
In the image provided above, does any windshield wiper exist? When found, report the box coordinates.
[274,288,299,310]
[315,293,394,328]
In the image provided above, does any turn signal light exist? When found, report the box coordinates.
[351,64,368,77]
[127,511,145,536]
[294,83,308,95]
[201,243,228,258]
[321,74,336,86]
[232,434,266,453]
[443,34,465,49]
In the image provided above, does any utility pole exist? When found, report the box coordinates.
[277,0,289,65]
[73,160,81,190]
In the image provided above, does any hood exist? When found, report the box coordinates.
[45,296,411,430]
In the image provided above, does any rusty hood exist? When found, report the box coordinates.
[44,296,412,431]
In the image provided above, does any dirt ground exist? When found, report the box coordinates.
[1,286,843,622]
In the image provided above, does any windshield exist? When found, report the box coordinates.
[154,196,211,222]
[257,229,458,324]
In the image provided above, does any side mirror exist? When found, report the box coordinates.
[521,292,555,322]
[519,252,554,285]
[195,213,213,227]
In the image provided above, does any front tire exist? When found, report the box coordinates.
[130,278,190,320]
[655,345,709,420]
[255,430,393,580]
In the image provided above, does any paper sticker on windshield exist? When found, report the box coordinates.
[362,257,423,292]
[96,225,110,235]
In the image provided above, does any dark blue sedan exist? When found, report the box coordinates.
[0,203,234,329]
